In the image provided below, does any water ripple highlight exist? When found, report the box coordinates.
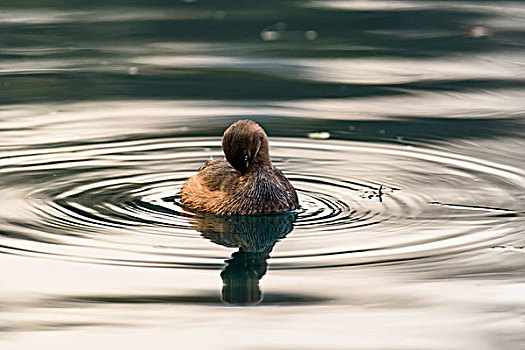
[0,137,522,270]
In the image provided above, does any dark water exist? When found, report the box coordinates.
[1,1,525,349]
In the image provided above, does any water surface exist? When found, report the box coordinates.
[1,1,525,349]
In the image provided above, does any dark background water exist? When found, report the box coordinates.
[1,1,525,349]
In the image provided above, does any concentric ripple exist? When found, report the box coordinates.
[0,137,523,269]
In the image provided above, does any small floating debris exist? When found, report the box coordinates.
[305,30,318,40]
[360,185,394,202]
[261,30,280,41]
[462,26,493,38]
[308,131,330,139]
[127,66,139,75]
[261,22,318,42]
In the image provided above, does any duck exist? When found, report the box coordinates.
[180,120,299,215]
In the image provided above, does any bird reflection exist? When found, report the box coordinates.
[193,212,296,305]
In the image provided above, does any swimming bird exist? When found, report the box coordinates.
[180,120,299,215]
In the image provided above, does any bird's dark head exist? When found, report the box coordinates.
[222,120,270,174]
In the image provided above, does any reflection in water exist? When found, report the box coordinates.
[194,212,296,305]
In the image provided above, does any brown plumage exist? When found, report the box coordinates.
[180,120,299,215]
